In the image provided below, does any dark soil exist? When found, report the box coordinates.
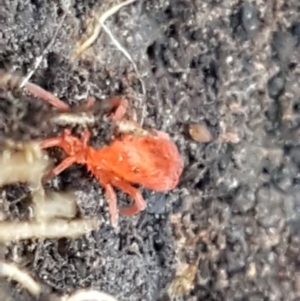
[1,0,300,301]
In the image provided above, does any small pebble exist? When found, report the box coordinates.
[246,262,257,279]
[189,123,212,143]
[146,192,166,214]
[267,72,286,100]
[241,2,260,37]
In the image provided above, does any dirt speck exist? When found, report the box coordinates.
[188,123,213,143]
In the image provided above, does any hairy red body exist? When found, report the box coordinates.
[41,127,183,227]
[22,80,183,227]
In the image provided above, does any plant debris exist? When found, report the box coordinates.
[74,0,138,58]
[0,260,118,301]
[188,123,213,143]
[0,140,51,188]
[0,218,99,242]
[0,261,41,297]
[61,289,118,301]
[32,189,77,222]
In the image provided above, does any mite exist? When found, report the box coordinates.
[4,71,184,227]
[40,124,183,227]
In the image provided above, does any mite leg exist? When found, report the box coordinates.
[107,97,129,121]
[41,130,81,150]
[83,96,96,110]
[77,96,128,120]
[43,156,77,182]
[40,137,63,149]
[94,171,119,228]
[81,129,91,147]
[110,178,146,216]
[25,82,70,111]
[103,184,118,228]
[74,96,96,111]
[49,156,77,176]
[151,129,171,140]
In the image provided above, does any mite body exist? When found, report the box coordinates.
[41,127,183,227]
[2,70,184,227]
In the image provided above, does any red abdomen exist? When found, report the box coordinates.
[88,134,184,191]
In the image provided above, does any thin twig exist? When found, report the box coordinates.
[0,140,51,189]
[20,13,67,88]
[100,0,146,125]
[101,21,147,124]
[0,261,41,297]
[32,189,77,222]
[75,0,137,56]
[75,0,146,125]
[61,289,118,301]
[0,218,99,242]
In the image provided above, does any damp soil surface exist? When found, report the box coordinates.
[1,0,300,301]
